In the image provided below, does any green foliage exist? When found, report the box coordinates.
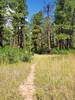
[21,53,32,62]
[51,48,75,54]
[56,34,70,40]
[23,25,32,52]
[3,27,13,45]
[32,11,43,25]
[54,0,75,49]
[0,0,32,64]
[0,46,32,64]
[32,11,43,53]
[0,0,75,58]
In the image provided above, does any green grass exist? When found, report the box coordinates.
[51,48,75,54]
[0,62,31,100]
[34,54,75,100]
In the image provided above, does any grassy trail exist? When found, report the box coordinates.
[19,64,36,100]
[0,54,75,100]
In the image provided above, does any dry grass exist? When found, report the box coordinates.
[34,54,75,100]
[0,62,31,100]
[1,54,75,100]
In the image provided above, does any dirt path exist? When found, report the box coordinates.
[19,64,36,100]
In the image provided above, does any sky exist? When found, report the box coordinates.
[27,0,56,21]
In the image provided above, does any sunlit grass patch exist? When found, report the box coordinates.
[0,62,31,100]
[34,55,75,100]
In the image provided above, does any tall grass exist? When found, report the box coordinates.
[0,62,31,100]
[34,55,75,100]
[51,48,75,54]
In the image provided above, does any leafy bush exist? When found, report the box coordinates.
[7,51,16,64]
[51,48,59,54]
[21,54,32,62]
[0,46,32,64]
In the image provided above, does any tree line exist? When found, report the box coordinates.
[0,0,31,49]
[0,0,32,63]
[0,0,75,56]
[32,0,75,54]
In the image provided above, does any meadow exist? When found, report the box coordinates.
[34,55,75,100]
[0,54,75,100]
[0,62,31,100]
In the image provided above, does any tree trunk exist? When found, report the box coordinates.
[17,26,24,48]
[19,26,24,48]
[0,27,3,47]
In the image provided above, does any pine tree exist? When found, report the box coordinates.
[66,0,75,48]
[13,0,28,48]
[41,16,51,53]
[32,11,43,53]
[55,0,70,49]
[72,8,75,48]
[4,0,16,46]
[55,0,75,49]
[43,4,52,52]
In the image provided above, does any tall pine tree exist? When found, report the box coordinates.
[13,0,28,48]
[32,11,43,53]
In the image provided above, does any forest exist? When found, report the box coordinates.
[0,0,75,63]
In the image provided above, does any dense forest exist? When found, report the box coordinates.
[0,0,75,63]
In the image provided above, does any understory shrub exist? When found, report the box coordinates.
[0,46,32,64]
[51,48,75,54]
